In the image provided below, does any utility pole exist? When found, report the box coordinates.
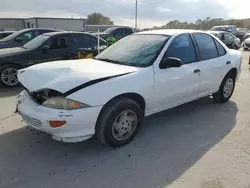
[135,0,138,32]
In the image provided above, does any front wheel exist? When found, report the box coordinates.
[0,64,20,87]
[213,73,235,103]
[96,97,143,148]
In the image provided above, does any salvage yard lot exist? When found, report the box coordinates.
[0,50,250,188]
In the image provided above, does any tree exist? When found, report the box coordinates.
[85,13,114,25]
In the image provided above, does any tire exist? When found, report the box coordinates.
[96,97,143,148]
[244,48,248,51]
[212,72,236,103]
[0,64,20,87]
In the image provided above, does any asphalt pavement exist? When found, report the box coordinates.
[0,51,250,188]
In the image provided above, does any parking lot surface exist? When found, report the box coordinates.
[0,51,250,188]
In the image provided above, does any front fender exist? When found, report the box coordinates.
[67,67,155,113]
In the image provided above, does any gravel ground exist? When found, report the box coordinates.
[0,50,250,188]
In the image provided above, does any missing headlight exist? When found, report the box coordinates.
[30,89,64,105]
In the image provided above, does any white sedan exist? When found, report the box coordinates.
[242,34,250,50]
[16,30,242,148]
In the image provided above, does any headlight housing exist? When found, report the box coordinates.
[42,96,89,110]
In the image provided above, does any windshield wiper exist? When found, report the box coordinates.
[95,58,123,65]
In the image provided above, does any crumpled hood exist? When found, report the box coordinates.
[18,58,138,93]
[0,47,27,57]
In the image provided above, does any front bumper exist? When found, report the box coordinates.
[16,90,103,143]
[243,42,250,49]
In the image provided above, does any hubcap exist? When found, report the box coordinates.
[1,68,19,86]
[112,110,138,141]
[223,78,234,98]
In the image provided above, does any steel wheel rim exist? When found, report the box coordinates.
[112,110,138,141]
[223,78,234,98]
[1,68,18,86]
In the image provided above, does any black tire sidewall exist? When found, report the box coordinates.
[98,98,143,148]
[219,74,235,102]
[0,64,20,87]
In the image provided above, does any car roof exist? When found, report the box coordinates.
[42,31,106,41]
[17,28,62,32]
[212,25,235,28]
[208,31,226,34]
[43,31,90,36]
[136,29,207,36]
[0,31,15,33]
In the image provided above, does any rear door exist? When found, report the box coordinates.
[191,33,233,97]
[72,34,104,58]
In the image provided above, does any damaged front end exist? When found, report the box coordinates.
[29,89,64,105]
[22,87,90,110]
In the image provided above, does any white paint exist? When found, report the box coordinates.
[17,30,242,143]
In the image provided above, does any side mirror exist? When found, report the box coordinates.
[15,37,23,42]
[160,57,182,69]
[42,45,50,53]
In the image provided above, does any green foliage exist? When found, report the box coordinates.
[153,17,247,30]
[86,13,114,25]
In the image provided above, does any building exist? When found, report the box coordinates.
[0,17,86,31]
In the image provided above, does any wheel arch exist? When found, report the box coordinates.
[95,92,146,130]
[227,67,237,80]
[100,92,146,116]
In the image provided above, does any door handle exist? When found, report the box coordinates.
[193,69,200,73]
[226,61,231,65]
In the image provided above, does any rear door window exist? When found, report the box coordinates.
[192,33,218,60]
[125,28,133,35]
[72,34,104,49]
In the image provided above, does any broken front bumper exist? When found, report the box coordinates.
[16,90,103,143]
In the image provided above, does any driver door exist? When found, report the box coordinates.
[153,34,201,112]
[33,35,70,64]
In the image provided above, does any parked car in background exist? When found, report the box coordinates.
[92,27,134,40]
[209,31,241,50]
[0,31,15,39]
[0,31,106,87]
[16,29,242,148]
[237,28,248,41]
[211,25,238,37]
[242,36,250,51]
[243,33,250,41]
[0,28,62,49]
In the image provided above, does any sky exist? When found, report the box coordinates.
[0,0,249,28]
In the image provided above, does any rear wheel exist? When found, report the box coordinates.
[96,97,143,148]
[213,72,235,103]
[0,64,20,87]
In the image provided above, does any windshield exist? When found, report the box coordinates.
[1,30,25,41]
[23,35,50,49]
[103,27,117,33]
[95,34,170,67]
